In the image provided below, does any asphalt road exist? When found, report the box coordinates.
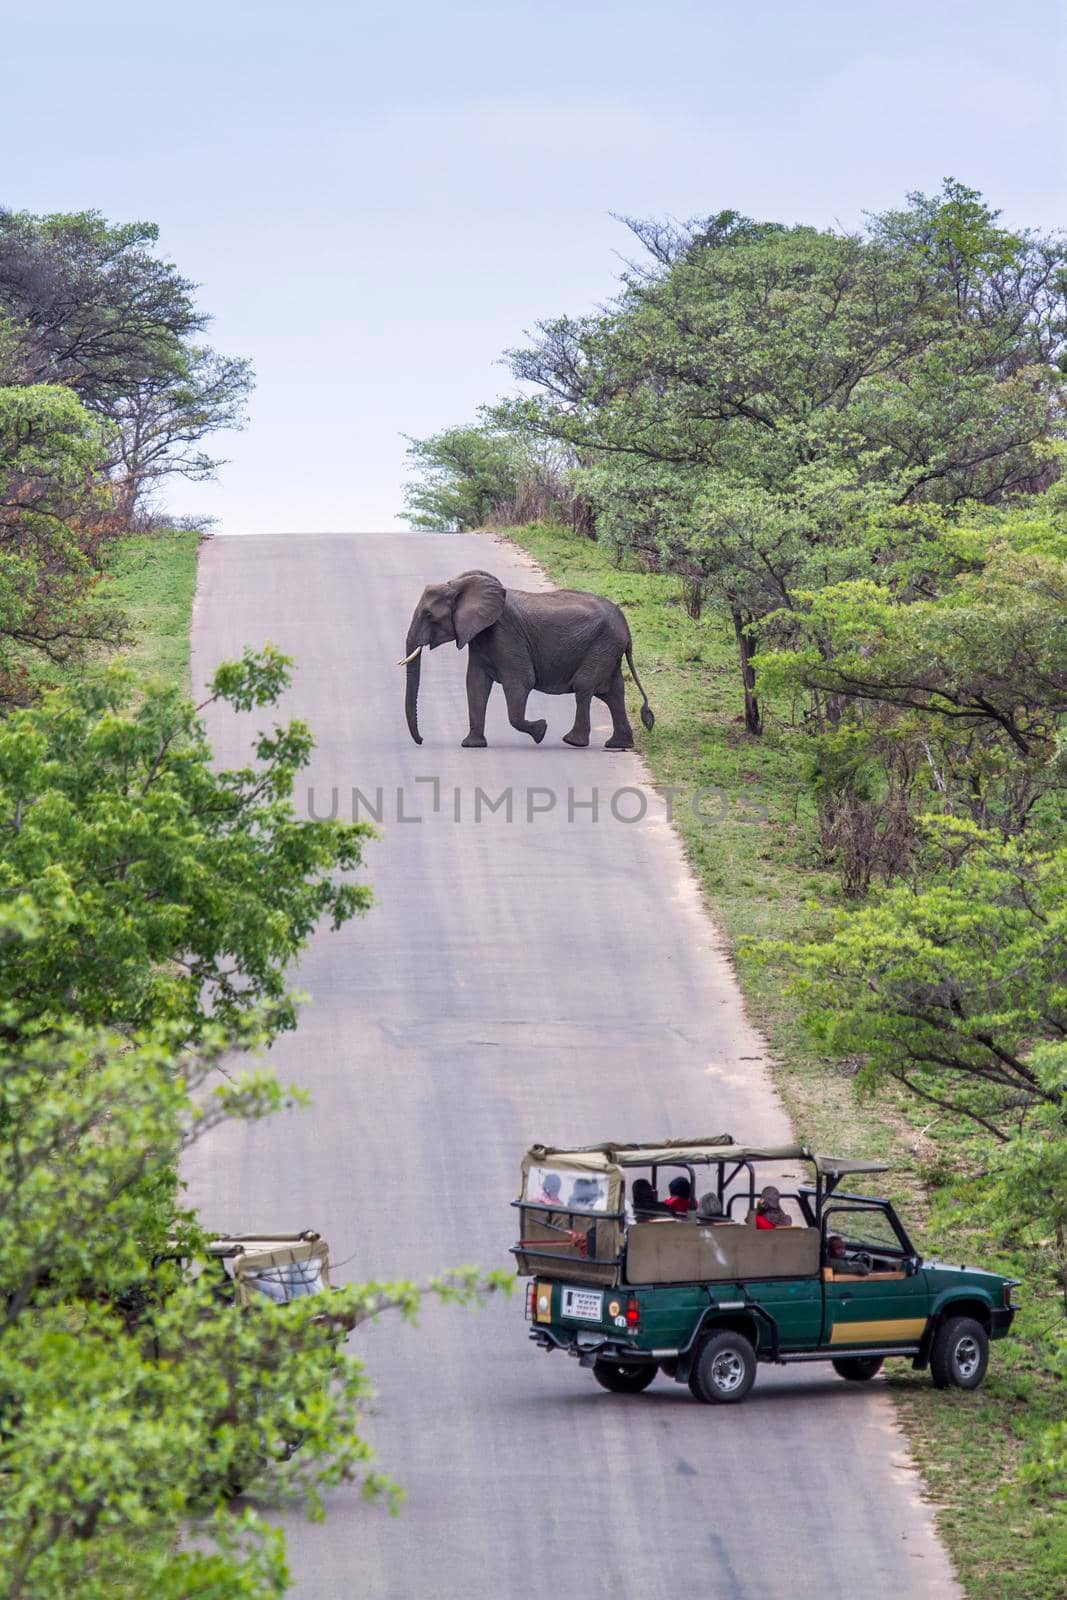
[186,532,959,1600]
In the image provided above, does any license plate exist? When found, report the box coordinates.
[561,1287,603,1322]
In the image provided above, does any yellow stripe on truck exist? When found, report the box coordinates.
[830,1318,927,1345]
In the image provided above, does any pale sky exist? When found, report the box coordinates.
[5,1,1065,531]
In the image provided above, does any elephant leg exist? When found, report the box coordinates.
[563,689,592,748]
[504,678,547,743]
[599,666,634,750]
[462,656,492,747]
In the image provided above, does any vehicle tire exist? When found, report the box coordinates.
[687,1331,757,1405]
[930,1316,989,1390]
[832,1355,884,1382]
[592,1359,657,1394]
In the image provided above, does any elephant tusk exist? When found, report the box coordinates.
[397,647,423,666]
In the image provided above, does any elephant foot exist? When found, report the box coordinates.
[528,719,548,744]
[605,735,635,750]
[461,734,488,748]
[562,730,590,748]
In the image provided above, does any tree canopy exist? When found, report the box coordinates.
[0,383,122,702]
[401,424,583,532]
[0,210,253,708]
[0,647,370,1037]
[492,180,1066,727]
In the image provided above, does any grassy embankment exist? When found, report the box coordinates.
[498,520,1064,1600]
[100,528,202,691]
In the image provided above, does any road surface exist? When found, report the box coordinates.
[187,532,958,1600]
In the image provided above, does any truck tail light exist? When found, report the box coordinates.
[1003,1282,1015,1308]
[626,1296,640,1331]
[525,1282,536,1320]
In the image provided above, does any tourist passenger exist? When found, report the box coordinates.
[696,1192,724,1221]
[534,1172,563,1206]
[631,1178,671,1217]
[568,1177,603,1210]
[665,1176,696,1215]
[753,1185,792,1229]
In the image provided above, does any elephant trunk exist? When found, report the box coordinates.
[404,620,424,745]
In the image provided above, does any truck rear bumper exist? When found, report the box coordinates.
[530,1327,649,1367]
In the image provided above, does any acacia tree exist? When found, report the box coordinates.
[498,182,1067,727]
[108,345,252,524]
[0,211,202,401]
[402,425,523,528]
[751,520,1067,889]
[760,551,1067,769]
[772,818,1067,1279]
[780,821,1066,1131]
[401,424,582,531]
[0,210,252,522]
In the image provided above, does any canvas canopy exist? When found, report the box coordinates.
[515,1142,891,1288]
[205,1233,331,1308]
[522,1141,889,1183]
[812,1155,890,1179]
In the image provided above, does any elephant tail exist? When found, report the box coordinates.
[625,644,655,731]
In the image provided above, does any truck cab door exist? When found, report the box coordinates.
[821,1204,928,1349]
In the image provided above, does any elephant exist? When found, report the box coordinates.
[400,569,655,749]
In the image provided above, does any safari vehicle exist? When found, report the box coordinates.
[175,1231,336,1500]
[0,1232,337,1500]
[514,1138,1018,1404]
[192,1231,332,1307]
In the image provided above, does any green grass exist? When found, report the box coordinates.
[100,529,202,691]
[499,520,1065,1600]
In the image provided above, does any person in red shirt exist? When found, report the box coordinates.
[753,1185,792,1228]
[665,1176,696,1214]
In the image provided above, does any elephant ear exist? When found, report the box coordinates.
[452,570,506,648]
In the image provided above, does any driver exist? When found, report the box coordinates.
[826,1234,871,1275]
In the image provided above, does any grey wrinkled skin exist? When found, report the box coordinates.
[404,569,655,749]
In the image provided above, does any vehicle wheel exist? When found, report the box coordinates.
[832,1355,884,1382]
[687,1331,757,1405]
[930,1316,989,1390]
[592,1359,657,1394]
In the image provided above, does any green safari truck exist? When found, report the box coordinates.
[513,1137,1018,1403]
